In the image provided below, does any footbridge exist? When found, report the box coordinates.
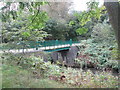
[0,39,80,53]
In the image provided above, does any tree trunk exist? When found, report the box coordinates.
[104,1,120,59]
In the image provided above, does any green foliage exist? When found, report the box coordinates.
[2,64,70,88]
[43,19,68,40]
[21,32,31,38]
[63,69,118,88]
[104,60,119,70]
[77,37,119,71]
[68,1,106,36]
[69,21,75,26]
[1,2,49,42]
[91,21,115,42]
[76,27,88,35]
[28,11,49,30]
[2,11,48,42]
[2,53,47,71]
[1,53,119,88]
[75,21,118,70]
[111,47,120,60]
[1,2,48,22]
[67,17,95,40]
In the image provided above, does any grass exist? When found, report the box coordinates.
[2,64,71,88]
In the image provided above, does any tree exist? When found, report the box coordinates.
[43,19,68,40]
[67,15,94,41]
[2,12,48,42]
[104,0,120,59]
[68,1,107,40]
[68,1,105,37]
[41,2,72,23]
[1,2,49,42]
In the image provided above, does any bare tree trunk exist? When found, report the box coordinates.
[104,1,120,59]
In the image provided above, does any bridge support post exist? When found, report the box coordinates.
[51,46,79,67]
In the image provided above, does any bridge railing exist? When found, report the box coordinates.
[0,39,80,50]
[41,40,71,47]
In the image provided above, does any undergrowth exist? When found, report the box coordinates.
[1,53,119,88]
[75,39,119,73]
[2,64,70,88]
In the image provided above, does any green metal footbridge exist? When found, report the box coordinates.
[0,39,80,53]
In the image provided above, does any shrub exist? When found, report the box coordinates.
[91,22,115,43]
[76,38,119,72]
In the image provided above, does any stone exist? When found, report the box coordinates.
[51,46,79,66]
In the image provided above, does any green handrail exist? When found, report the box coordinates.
[0,39,80,50]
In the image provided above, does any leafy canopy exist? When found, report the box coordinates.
[69,1,105,35]
[1,2,49,42]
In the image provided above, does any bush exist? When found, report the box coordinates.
[91,22,115,43]
[76,39,119,72]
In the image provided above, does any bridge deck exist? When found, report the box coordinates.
[0,43,81,54]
